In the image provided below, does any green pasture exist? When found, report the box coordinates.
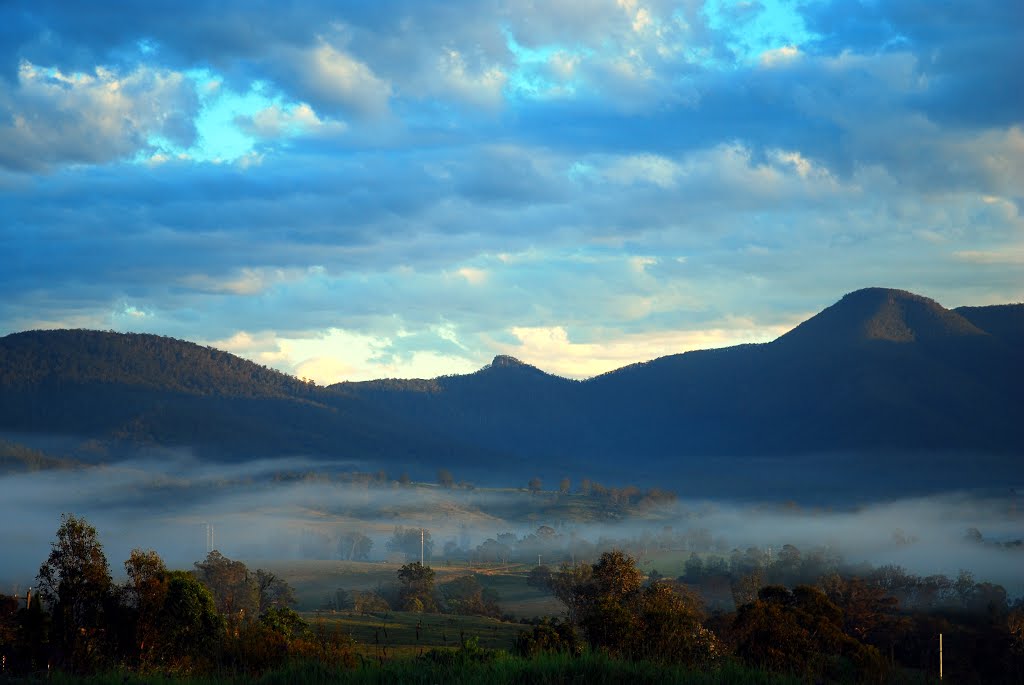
[306,610,524,658]
[252,559,565,618]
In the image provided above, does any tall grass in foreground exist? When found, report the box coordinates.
[44,652,809,685]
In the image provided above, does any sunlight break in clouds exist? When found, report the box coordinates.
[211,328,481,384]
[500,320,796,379]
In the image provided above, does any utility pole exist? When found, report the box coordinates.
[939,633,943,680]
[420,527,425,566]
[203,522,214,554]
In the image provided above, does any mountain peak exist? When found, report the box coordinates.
[775,287,986,347]
[470,354,553,379]
[489,354,528,368]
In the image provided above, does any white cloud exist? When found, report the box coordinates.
[953,248,1024,265]
[500,319,794,379]
[548,51,582,81]
[601,153,681,188]
[180,268,308,296]
[210,327,480,384]
[281,39,392,119]
[0,61,198,170]
[236,102,345,139]
[455,267,488,285]
[433,48,508,109]
[759,45,801,68]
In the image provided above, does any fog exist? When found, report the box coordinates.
[2,453,1021,599]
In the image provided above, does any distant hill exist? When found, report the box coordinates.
[955,303,1024,348]
[0,438,78,474]
[1,288,1020,497]
[0,330,496,467]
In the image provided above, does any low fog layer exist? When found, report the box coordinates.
[2,454,1021,597]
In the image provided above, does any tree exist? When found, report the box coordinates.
[193,551,256,620]
[476,538,510,564]
[682,553,703,583]
[548,562,593,624]
[559,477,571,494]
[438,575,501,617]
[546,550,720,666]
[528,477,542,494]
[396,562,436,612]
[153,571,224,671]
[0,593,19,661]
[338,532,373,561]
[254,569,296,615]
[437,469,454,488]
[821,574,907,657]
[386,526,432,561]
[579,550,645,651]
[731,585,886,681]
[633,581,720,667]
[37,513,113,672]
[123,548,169,667]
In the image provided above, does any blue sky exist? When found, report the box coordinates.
[1,1,1021,381]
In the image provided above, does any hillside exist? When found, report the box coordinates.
[0,330,497,467]
[0,288,1020,495]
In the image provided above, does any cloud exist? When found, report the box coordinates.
[0,61,198,170]
[432,48,508,109]
[235,102,345,139]
[499,320,794,379]
[0,1,1022,382]
[455,267,488,285]
[759,45,801,68]
[208,326,481,384]
[282,39,392,119]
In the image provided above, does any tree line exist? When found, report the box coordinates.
[525,550,1024,683]
[0,514,351,676]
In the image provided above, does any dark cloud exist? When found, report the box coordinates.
[805,0,1024,127]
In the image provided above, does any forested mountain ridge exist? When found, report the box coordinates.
[334,287,1022,463]
[954,303,1024,348]
[1,288,1020,493]
[0,329,318,398]
[0,329,492,466]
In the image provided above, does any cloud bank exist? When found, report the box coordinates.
[0,1,1021,380]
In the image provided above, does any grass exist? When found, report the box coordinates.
[250,557,563,619]
[249,559,401,609]
[305,609,524,658]
[45,652,806,685]
[474,571,562,618]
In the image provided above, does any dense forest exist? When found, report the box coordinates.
[2,514,1022,683]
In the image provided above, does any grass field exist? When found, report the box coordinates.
[255,559,564,618]
[47,653,810,685]
[306,610,525,659]
[474,569,562,618]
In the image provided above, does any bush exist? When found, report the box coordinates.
[515,618,584,657]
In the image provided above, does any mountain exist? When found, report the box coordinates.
[0,329,496,467]
[1,288,1020,497]
[955,303,1024,348]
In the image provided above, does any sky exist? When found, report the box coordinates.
[1,1,1022,382]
